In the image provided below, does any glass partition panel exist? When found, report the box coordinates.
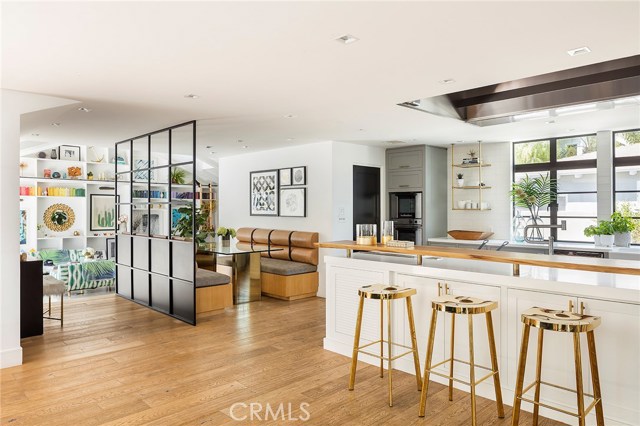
[150,203,170,238]
[150,130,169,168]
[132,137,149,181]
[117,203,131,235]
[131,204,151,236]
[171,124,193,165]
[116,142,131,174]
[170,202,193,240]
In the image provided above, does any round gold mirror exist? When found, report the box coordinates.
[43,203,76,232]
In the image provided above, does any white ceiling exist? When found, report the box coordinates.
[3,1,640,166]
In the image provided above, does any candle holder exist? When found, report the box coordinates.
[356,224,377,245]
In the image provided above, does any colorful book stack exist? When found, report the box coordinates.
[19,186,36,196]
[37,187,85,197]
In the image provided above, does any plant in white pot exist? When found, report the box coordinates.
[583,224,601,246]
[456,173,464,187]
[597,221,615,247]
[611,211,636,247]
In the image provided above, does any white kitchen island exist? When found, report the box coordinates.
[322,250,640,426]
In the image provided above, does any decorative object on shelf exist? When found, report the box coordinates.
[291,166,306,186]
[50,149,58,160]
[19,210,27,245]
[447,230,494,240]
[43,168,52,179]
[250,169,278,216]
[90,194,116,231]
[52,171,61,179]
[58,145,80,161]
[133,159,154,181]
[19,162,27,175]
[87,171,94,180]
[356,224,377,245]
[611,211,636,247]
[73,230,80,236]
[509,173,556,241]
[43,203,75,232]
[456,173,464,187]
[117,214,128,233]
[382,221,394,244]
[67,166,82,179]
[36,224,43,238]
[170,167,186,184]
[88,146,105,163]
[38,151,47,159]
[83,247,95,259]
[512,210,526,242]
[106,238,116,259]
[457,200,467,209]
[279,187,306,217]
[114,155,126,165]
[279,168,292,186]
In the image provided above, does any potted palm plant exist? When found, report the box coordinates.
[509,173,556,241]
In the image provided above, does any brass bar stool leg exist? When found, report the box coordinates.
[380,299,384,378]
[419,308,438,417]
[532,329,544,426]
[587,331,605,426]
[448,312,456,401]
[573,332,586,426]
[405,296,422,391]
[348,295,365,390]
[468,314,477,426]
[485,311,504,418]
[387,299,393,407]
[511,323,531,426]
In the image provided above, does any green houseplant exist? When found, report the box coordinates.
[170,168,187,185]
[597,220,615,247]
[611,211,636,247]
[173,206,210,243]
[509,173,557,240]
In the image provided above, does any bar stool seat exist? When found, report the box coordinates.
[43,275,65,327]
[349,284,422,407]
[512,307,604,426]
[419,294,504,425]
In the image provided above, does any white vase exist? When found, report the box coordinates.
[614,232,631,247]
[600,234,614,247]
[457,179,464,187]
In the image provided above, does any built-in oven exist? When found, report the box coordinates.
[390,192,422,219]
[394,218,423,245]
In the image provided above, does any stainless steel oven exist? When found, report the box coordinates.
[394,218,422,245]
[390,192,422,220]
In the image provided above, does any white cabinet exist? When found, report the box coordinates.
[578,297,640,426]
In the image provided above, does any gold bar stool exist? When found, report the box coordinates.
[512,307,604,426]
[419,295,504,425]
[348,284,422,407]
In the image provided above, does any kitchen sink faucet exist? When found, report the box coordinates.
[523,220,567,255]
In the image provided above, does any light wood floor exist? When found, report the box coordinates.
[1,295,565,425]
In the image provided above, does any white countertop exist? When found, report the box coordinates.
[428,237,640,254]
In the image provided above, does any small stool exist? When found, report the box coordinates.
[419,295,504,425]
[348,284,422,407]
[512,307,604,426]
[43,275,66,327]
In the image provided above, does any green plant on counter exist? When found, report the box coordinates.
[597,221,614,236]
[583,225,598,237]
[171,168,186,185]
[216,226,236,239]
[611,211,636,233]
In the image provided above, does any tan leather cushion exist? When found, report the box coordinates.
[236,228,319,265]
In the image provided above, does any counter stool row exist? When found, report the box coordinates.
[348,284,604,426]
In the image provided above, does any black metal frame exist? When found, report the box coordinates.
[114,120,197,325]
[57,144,81,161]
[291,166,307,186]
[279,187,307,217]
[513,133,597,242]
[249,169,279,216]
[612,128,640,220]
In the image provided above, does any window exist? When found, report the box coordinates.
[613,129,640,244]
[513,134,597,242]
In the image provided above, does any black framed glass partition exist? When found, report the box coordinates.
[114,121,197,325]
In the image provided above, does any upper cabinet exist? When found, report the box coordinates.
[387,147,424,171]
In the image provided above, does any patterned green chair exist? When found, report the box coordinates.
[37,249,116,292]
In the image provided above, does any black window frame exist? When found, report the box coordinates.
[612,128,640,245]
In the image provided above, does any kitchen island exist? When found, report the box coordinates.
[317,241,640,426]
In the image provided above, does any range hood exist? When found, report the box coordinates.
[400,55,640,126]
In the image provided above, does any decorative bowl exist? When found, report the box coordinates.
[447,230,494,240]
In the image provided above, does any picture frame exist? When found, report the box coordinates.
[291,166,306,186]
[279,187,306,217]
[90,194,116,231]
[279,168,292,187]
[58,145,81,161]
[106,238,116,260]
[250,169,279,216]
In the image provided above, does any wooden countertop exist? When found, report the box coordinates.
[316,240,640,276]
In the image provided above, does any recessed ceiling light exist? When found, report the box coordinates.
[439,78,456,84]
[284,114,296,119]
[77,107,92,112]
[242,145,248,149]
[336,34,359,44]
[184,94,199,99]
[286,138,293,141]
[51,122,61,127]
[567,46,591,56]
[545,120,555,124]
[31,133,40,137]
[210,151,215,154]
[206,145,214,149]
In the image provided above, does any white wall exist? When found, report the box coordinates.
[1,89,78,368]
[218,141,385,297]
[447,142,511,240]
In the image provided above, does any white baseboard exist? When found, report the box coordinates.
[0,346,22,369]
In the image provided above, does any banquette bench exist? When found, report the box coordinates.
[195,267,232,314]
[229,227,319,301]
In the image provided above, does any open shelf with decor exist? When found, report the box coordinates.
[450,141,492,212]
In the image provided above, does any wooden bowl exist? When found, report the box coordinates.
[447,230,494,240]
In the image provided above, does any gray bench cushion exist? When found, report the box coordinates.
[195,269,231,288]
[260,258,317,276]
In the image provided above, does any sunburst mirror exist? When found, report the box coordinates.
[43,203,76,232]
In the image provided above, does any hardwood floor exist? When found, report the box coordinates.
[1,295,565,425]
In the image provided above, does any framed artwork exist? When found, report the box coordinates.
[250,170,278,216]
[280,188,306,217]
[279,168,292,187]
[58,145,81,161]
[19,210,27,244]
[133,159,154,181]
[292,166,306,186]
[90,194,116,231]
[132,211,160,234]
[106,238,116,259]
